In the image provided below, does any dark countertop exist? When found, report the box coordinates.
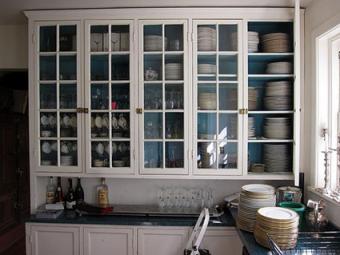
[229,208,339,255]
[26,209,236,227]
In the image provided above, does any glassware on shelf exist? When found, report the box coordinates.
[40,55,56,80]
[197,142,217,169]
[59,55,77,80]
[91,26,109,52]
[60,84,77,109]
[144,142,163,168]
[59,25,77,52]
[91,141,110,167]
[218,142,237,169]
[40,84,56,109]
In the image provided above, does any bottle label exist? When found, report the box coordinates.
[98,189,108,207]
[66,200,76,209]
[46,192,55,204]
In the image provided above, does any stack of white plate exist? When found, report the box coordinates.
[144,35,168,51]
[262,33,290,53]
[263,117,291,139]
[198,26,216,51]
[254,207,299,250]
[237,184,276,233]
[248,117,256,138]
[198,92,216,110]
[264,144,291,172]
[198,63,216,74]
[266,81,292,97]
[266,61,292,74]
[248,31,260,53]
[264,81,292,110]
[264,97,292,110]
[165,63,183,80]
[248,87,258,110]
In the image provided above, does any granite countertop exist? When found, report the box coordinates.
[26,209,236,227]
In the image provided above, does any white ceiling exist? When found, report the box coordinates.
[1,0,314,25]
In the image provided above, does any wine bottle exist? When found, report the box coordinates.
[65,178,76,210]
[55,177,64,204]
[97,178,109,208]
[46,176,56,204]
[75,177,84,205]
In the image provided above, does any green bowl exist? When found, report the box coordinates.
[278,202,306,219]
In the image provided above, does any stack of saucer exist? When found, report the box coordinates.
[248,87,258,110]
[165,63,183,80]
[144,35,168,51]
[263,117,292,139]
[198,63,216,74]
[254,207,299,250]
[237,184,276,233]
[198,26,216,51]
[261,33,290,53]
[264,144,291,172]
[264,81,292,110]
[198,92,216,110]
[248,117,256,138]
[248,31,260,53]
[266,62,292,74]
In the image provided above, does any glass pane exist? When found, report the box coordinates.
[111,25,129,51]
[60,84,77,109]
[263,116,292,139]
[144,83,162,110]
[144,113,163,139]
[40,55,56,80]
[111,84,130,110]
[248,87,259,111]
[198,84,216,110]
[40,112,57,137]
[219,114,238,140]
[91,25,109,52]
[165,84,183,110]
[197,25,216,51]
[264,144,292,172]
[91,55,109,81]
[91,83,109,110]
[91,141,110,167]
[60,55,77,80]
[144,55,162,81]
[60,25,77,51]
[144,142,163,168]
[112,112,130,138]
[197,142,217,168]
[112,141,130,167]
[165,55,183,80]
[40,84,56,109]
[165,25,183,51]
[40,26,56,52]
[166,142,184,168]
[144,25,163,52]
[197,113,216,140]
[198,55,216,75]
[218,142,237,168]
[165,113,183,139]
[219,24,238,51]
[219,84,237,110]
[60,112,77,138]
[60,140,77,166]
[219,55,237,75]
[40,140,58,166]
[111,54,129,80]
[91,113,109,138]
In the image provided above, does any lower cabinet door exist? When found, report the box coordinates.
[29,225,80,255]
[200,228,242,255]
[137,227,189,255]
[84,226,134,255]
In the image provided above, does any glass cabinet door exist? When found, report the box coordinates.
[37,22,81,172]
[193,21,242,175]
[86,21,134,174]
[140,21,188,174]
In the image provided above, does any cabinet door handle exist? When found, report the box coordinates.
[76,108,89,113]
[136,108,143,114]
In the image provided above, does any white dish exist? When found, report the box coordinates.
[241,184,275,195]
[257,207,298,221]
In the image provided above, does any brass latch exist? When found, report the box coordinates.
[239,108,248,114]
[136,108,143,114]
[76,107,89,113]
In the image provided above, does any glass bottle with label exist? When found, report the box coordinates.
[46,176,56,204]
[97,178,109,208]
[75,177,84,205]
[65,178,76,210]
[55,177,64,203]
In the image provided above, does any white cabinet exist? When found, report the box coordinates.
[27,224,80,255]
[137,227,190,255]
[200,228,242,255]
[84,226,134,255]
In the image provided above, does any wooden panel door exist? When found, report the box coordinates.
[84,226,134,255]
[137,227,189,255]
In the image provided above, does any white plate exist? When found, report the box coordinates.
[241,184,275,195]
[257,207,298,221]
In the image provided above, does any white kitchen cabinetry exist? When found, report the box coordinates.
[84,226,134,255]
[137,227,190,255]
[200,228,242,255]
[26,224,81,255]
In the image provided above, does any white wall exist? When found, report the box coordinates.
[0,25,28,69]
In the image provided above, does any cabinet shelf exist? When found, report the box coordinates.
[197,51,238,55]
[248,138,294,143]
[248,111,294,114]
[248,74,294,80]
